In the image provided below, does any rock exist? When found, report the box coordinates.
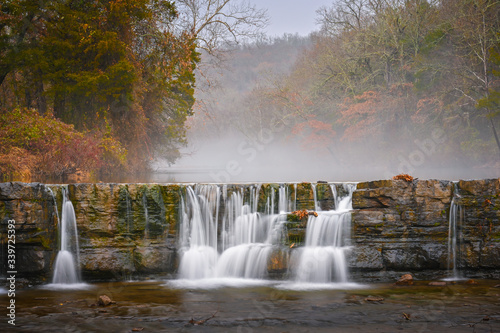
[428,281,447,286]
[98,295,114,306]
[395,274,414,285]
[365,296,384,303]
[1,180,500,285]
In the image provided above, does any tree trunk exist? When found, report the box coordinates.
[489,117,500,160]
[35,75,47,114]
[53,91,66,120]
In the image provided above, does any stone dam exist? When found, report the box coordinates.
[1,179,499,285]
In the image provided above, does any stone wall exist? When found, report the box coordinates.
[350,178,500,280]
[0,179,499,284]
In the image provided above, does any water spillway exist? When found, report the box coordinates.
[50,187,85,287]
[177,183,347,283]
[0,179,499,284]
[293,185,354,284]
[447,196,464,280]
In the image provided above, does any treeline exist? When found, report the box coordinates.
[0,0,198,181]
[195,0,500,176]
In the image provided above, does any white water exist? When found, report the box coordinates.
[175,183,357,289]
[178,185,220,279]
[50,188,84,287]
[445,195,465,281]
[178,184,286,281]
[292,184,354,284]
[143,192,149,238]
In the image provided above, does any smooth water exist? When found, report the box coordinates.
[5,280,499,332]
[179,185,287,281]
[177,183,356,287]
[50,188,84,287]
[291,184,354,284]
[445,195,466,281]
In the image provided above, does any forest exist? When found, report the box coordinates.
[188,0,500,180]
[1,0,499,182]
[0,0,265,181]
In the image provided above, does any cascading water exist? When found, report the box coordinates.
[292,184,354,284]
[446,191,465,280]
[52,187,82,285]
[217,189,285,279]
[174,182,358,289]
[177,184,286,281]
[178,185,220,279]
[142,192,149,239]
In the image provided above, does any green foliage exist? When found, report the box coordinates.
[0,0,199,178]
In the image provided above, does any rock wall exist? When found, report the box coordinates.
[350,178,500,280]
[0,179,499,284]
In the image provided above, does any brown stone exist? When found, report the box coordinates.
[395,274,414,285]
[365,296,384,303]
[98,295,113,306]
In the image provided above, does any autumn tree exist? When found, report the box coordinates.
[0,0,200,176]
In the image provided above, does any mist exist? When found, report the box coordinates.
[151,30,499,183]
[153,131,499,183]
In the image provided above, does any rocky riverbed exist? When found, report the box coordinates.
[1,279,499,332]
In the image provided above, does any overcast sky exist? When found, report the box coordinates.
[250,0,334,36]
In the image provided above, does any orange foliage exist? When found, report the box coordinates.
[392,174,414,181]
[291,116,336,150]
[412,98,443,124]
[291,210,318,219]
[339,84,418,142]
[338,90,382,141]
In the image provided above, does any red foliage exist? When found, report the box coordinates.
[338,90,382,141]
[291,210,318,219]
[392,174,414,181]
[412,98,443,124]
[0,108,127,181]
[291,116,336,150]
[338,84,419,142]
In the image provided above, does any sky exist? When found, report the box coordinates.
[250,0,334,36]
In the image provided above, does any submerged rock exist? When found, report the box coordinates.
[395,274,414,285]
[429,281,447,286]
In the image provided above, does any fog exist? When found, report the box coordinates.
[153,132,499,183]
[152,32,499,184]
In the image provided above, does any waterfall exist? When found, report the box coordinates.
[142,192,149,239]
[178,185,220,279]
[52,187,82,285]
[311,183,320,211]
[125,190,133,234]
[446,193,464,280]
[175,182,358,289]
[216,190,285,279]
[278,184,292,213]
[177,184,286,281]
[292,184,354,284]
[330,184,338,210]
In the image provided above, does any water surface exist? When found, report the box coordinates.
[1,279,499,332]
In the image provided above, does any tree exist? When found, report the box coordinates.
[0,0,200,174]
[445,0,500,157]
[174,0,268,55]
